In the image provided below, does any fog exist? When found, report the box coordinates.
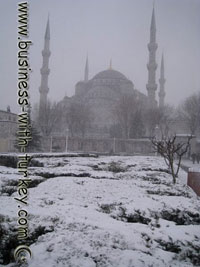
[0,0,200,113]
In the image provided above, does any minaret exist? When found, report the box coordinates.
[146,6,158,108]
[39,17,51,118]
[109,58,112,70]
[159,53,166,108]
[84,54,89,82]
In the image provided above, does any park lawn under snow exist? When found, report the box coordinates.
[0,155,200,267]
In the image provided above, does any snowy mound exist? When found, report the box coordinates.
[0,155,199,267]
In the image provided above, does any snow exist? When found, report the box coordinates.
[0,155,199,267]
[189,167,200,173]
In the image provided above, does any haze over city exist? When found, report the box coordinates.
[0,0,200,113]
[1,2,200,266]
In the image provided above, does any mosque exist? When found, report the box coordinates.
[38,7,166,138]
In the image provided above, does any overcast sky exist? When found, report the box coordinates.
[0,0,200,113]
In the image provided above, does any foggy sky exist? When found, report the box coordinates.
[0,0,200,113]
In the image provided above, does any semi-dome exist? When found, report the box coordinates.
[93,69,128,80]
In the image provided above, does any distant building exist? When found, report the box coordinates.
[0,107,17,152]
[38,7,166,138]
[59,66,148,137]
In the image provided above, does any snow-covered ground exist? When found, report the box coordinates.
[0,155,200,267]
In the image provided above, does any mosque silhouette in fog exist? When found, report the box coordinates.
[38,7,166,138]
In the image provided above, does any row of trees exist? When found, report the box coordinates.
[65,102,92,138]
[112,94,173,139]
[33,100,93,138]
[35,97,173,139]
[37,101,62,136]
[115,91,200,139]
[150,92,200,184]
[112,94,145,139]
[32,91,200,140]
[178,92,200,135]
[15,90,199,170]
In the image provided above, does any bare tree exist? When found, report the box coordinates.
[144,107,160,137]
[114,95,132,139]
[144,105,174,138]
[66,102,92,138]
[38,100,62,136]
[114,94,144,139]
[129,108,145,138]
[179,92,200,135]
[109,123,123,138]
[157,105,174,138]
[151,135,192,184]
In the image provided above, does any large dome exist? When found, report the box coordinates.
[93,69,128,80]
